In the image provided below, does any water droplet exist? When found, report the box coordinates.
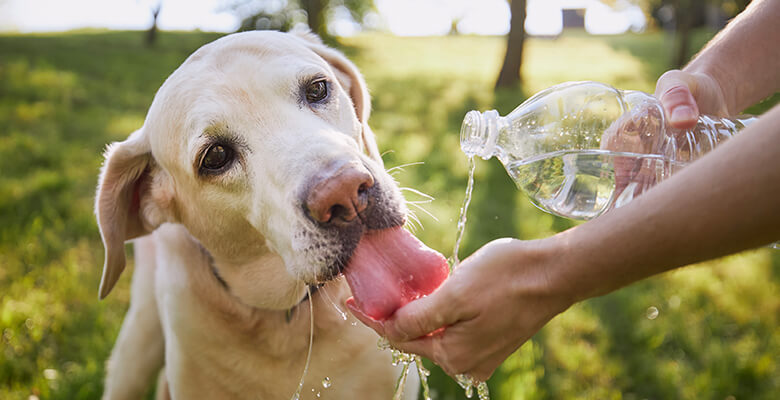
[377,337,391,350]
[321,377,331,389]
[476,382,490,400]
[646,306,659,320]
[316,392,321,398]
[350,321,357,326]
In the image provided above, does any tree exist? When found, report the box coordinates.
[495,0,528,89]
[145,1,162,47]
[224,0,375,39]
[300,0,326,35]
[641,0,752,68]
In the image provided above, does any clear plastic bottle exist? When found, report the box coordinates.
[460,81,756,220]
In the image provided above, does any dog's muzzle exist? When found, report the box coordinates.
[298,160,405,281]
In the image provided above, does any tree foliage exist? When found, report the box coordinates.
[591,0,752,68]
[222,0,375,38]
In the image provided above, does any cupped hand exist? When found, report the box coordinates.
[347,238,574,381]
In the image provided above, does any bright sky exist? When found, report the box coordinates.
[0,0,239,33]
[0,0,643,36]
[0,0,512,35]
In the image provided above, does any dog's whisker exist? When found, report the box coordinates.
[404,211,418,231]
[380,149,395,159]
[386,161,425,174]
[408,202,439,222]
[405,210,423,234]
[399,187,435,201]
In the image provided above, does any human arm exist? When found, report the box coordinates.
[655,0,780,129]
[350,104,780,380]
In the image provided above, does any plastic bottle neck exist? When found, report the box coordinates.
[460,109,501,160]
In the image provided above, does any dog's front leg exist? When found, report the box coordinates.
[102,237,165,400]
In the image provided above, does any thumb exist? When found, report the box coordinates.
[383,283,463,343]
[655,70,700,130]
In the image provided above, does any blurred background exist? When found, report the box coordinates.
[0,0,777,399]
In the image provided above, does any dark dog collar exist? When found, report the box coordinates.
[285,284,323,323]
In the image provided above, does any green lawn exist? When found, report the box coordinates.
[1,30,777,399]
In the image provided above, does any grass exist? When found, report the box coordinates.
[0,29,777,399]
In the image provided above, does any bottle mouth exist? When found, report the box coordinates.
[460,110,488,158]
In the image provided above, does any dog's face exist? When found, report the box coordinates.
[95,31,406,309]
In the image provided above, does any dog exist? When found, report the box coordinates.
[95,30,419,399]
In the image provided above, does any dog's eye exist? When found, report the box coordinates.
[201,144,233,172]
[305,79,328,104]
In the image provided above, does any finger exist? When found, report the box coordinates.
[655,70,699,130]
[468,366,496,383]
[383,284,464,342]
[345,297,385,335]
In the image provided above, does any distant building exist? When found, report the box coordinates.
[525,0,646,36]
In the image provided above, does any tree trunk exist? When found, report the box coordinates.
[495,0,527,89]
[145,3,161,47]
[301,0,326,37]
[673,0,693,68]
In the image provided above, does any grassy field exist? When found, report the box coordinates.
[0,29,777,399]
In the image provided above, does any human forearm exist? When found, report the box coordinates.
[552,104,780,302]
[683,0,780,115]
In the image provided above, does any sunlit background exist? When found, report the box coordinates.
[1,1,777,399]
[1,0,649,35]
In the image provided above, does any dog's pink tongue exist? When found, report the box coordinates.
[344,227,449,321]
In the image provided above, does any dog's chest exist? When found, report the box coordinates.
[157,269,400,399]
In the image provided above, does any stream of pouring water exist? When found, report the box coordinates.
[448,156,476,270]
[447,157,490,400]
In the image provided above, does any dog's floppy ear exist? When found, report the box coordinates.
[95,128,174,299]
[293,30,383,166]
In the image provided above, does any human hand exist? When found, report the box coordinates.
[600,70,729,204]
[600,97,666,205]
[347,238,573,381]
[654,69,730,129]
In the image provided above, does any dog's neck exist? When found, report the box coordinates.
[193,238,313,313]
[203,248,319,321]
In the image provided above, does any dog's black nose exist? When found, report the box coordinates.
[304,161,374,225]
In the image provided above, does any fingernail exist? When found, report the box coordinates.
[670,105,696,124]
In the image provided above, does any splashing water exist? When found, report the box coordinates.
[455,374,490,400]
[378,337,433,400]
[290,286,315,400]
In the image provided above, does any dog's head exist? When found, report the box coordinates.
[95,31,406,309]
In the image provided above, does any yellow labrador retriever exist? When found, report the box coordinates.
[95,30,421,399]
